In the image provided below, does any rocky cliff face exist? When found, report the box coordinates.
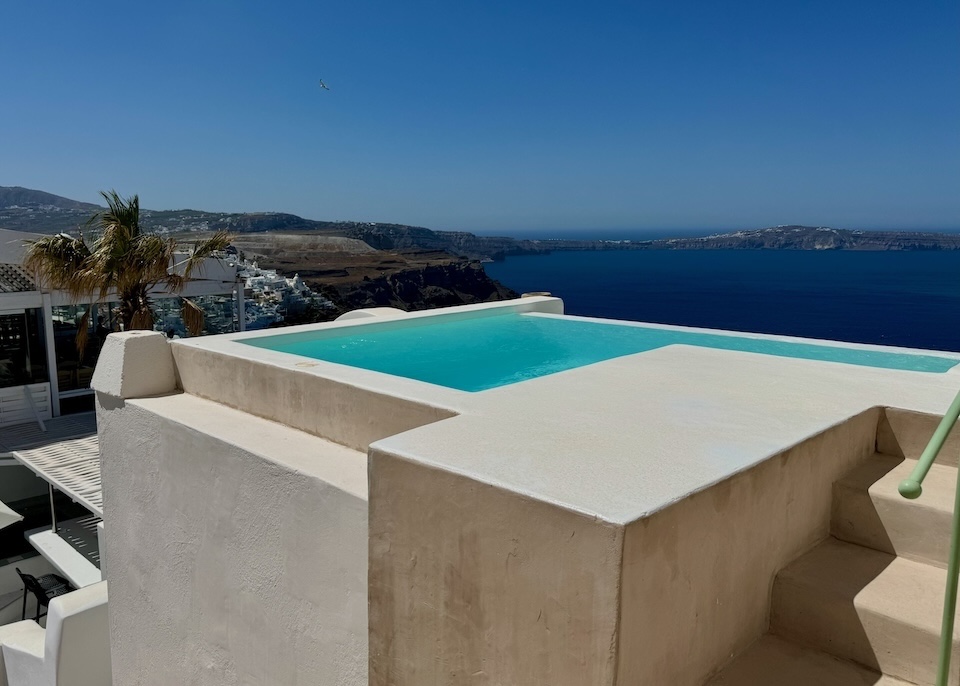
[229,232,520,318]
[337,224,550,260]
[324,260,518,313]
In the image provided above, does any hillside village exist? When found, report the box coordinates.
[231,255,337,331]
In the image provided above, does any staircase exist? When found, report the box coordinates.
[709,451,960,686]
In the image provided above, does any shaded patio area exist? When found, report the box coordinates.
[1,412,102,589]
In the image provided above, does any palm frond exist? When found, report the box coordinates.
[181,297,205,336]
[164,273,186,292]
[75,309,91,357]
[129,304,155,331]
[174,231,233,281]
[91,190,141,241]
[22,234,91,297]
[26,190,225,344]
[121,235,178,293]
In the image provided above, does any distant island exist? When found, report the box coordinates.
[3,186,960,262]
[4,185,960,318]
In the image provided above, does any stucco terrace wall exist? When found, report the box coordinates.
[369,452,624,685]
[878,406,960,466]
[168,296,563,452]
[96,387,368,685]
[616,407,880,683]
[368,408,882,686]
[171,342,457,452]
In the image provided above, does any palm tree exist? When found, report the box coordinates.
[24,190,232,353]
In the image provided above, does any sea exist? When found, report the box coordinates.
[483,250,960,353]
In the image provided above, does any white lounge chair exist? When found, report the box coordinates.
[0,581,110,686]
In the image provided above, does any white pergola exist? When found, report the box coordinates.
[2,412,103,588]
[0,412,97,454]
[12,435,102,518]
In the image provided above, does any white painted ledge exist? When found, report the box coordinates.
[27,530,102,589]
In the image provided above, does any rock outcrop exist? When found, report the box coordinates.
[325,260,518,312]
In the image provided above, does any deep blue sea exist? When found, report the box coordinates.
[484,250,960,353]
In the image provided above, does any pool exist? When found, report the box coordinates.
[242,312,960,392]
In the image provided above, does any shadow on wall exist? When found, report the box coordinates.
[769,406,959,684]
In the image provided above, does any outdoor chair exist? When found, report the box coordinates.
[13,571,72,623]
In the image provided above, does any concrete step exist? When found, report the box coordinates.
[832,452,957,568]
[771,537,960,686]
[706,635,913,685]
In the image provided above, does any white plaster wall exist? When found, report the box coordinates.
[879,407,960,466]
[617,408,880,684]
[171,344,458,452]
[368,451,624,686]
[96,392,368,686]
[170,253,237,283]
[368,410,883,685]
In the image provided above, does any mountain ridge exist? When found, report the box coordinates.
[3,186,960,260]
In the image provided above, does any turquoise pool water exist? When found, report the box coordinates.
[242,312,960,392]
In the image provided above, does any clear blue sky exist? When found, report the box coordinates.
[2,0,958,234]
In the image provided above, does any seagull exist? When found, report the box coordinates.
[319,79,330,90]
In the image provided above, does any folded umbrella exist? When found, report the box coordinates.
[0,498,23,531]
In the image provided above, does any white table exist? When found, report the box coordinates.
[26,525,102,589]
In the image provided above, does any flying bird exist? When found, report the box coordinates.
[319,79,330,90]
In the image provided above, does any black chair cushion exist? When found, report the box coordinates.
[35,573,71,592]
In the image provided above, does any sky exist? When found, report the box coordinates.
[1,0,958,235]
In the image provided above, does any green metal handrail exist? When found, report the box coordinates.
[898,388,960,686]
[899,391,960,499]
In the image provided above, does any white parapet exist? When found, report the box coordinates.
[95,391,369,685]
[90,331,178,400]
[0,581,111,686]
